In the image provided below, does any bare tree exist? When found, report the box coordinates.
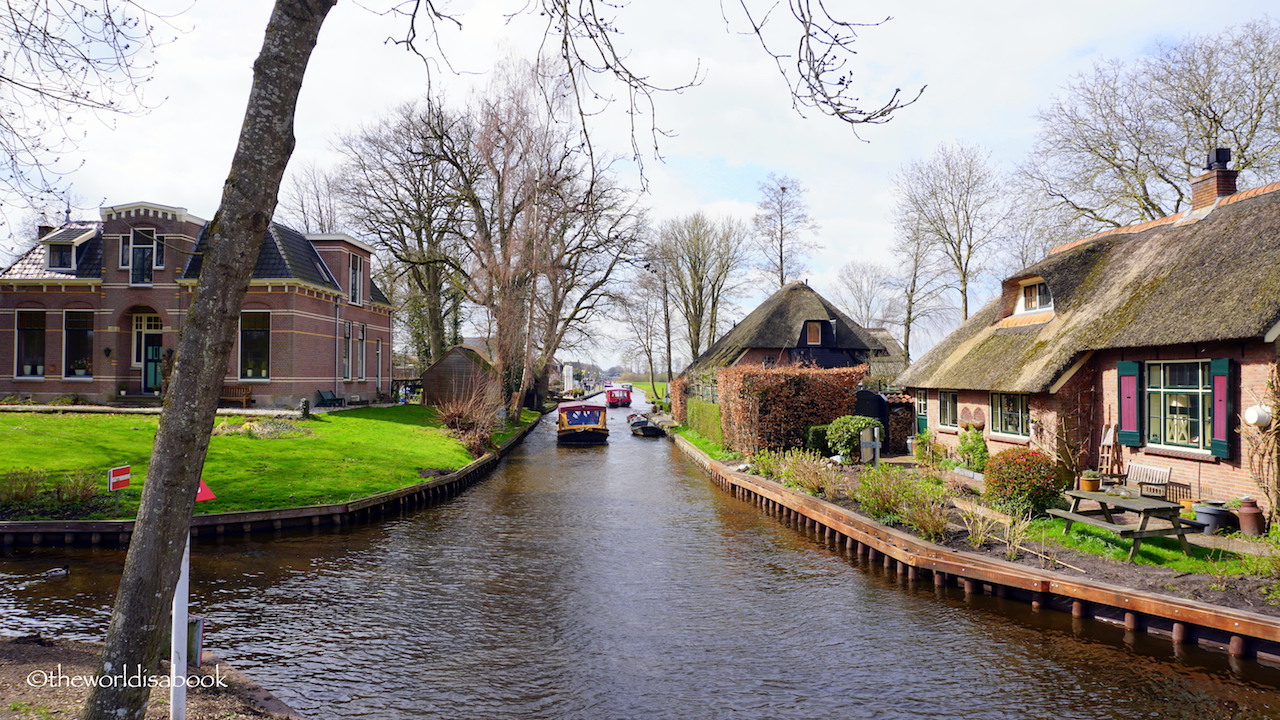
[659,212,751,359]
[832,260,895,327]
[1023,17,1280,227]
[334,100,471,364]
[886,223,951,363]
[0,1,168,220]
[894,142,1006,321]
[277,160,345,233]
[995,190,1092,278]
[751,173,819,287]
[82,2,337,717]
[617,270,667,392]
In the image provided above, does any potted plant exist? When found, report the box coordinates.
[1080,469,1102,492]
[69,358,91,376]
[117,382,128,397]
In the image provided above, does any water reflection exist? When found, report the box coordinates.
[4,394,1280,718]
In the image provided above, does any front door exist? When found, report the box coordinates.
[143,335,163,393]
[915,389,928,434]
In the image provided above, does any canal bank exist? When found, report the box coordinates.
[668,431,1280,664]
[0,411,544,548]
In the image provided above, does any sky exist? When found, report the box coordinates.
[9,0,1278,366]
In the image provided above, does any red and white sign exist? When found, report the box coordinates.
[195,478,216,502]
[108,465,131,492]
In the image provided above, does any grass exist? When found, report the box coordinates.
[673,425,740,462]
[493,409,542,445]
[0,405,538,519]
[629,381,668,401]
[1029,516,1266,574]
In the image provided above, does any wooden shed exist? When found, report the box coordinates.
[420,345,496,406]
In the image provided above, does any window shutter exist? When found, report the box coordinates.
[1117,361,1143,447]
[1209,358,1233,459]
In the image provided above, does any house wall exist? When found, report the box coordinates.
[916,338,1277,508]
[735,348,787,367]
[1093,340,1277,508]
[421,349,489,406]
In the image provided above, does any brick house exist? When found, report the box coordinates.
[0,200,393,407]
[897,151,1280,506]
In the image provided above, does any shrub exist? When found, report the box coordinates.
[957,427,989,473]
[805,424,831,456]
[48,393,85,406]
[983,447,1061,516]
[0,468,46,502]
[750,449,786,479]
[851,464,914,522]
[827,415,885,460]
[717,365,868,454]
[54,469,100,503]
[900,481,952,542]
[687,398,724,446]
[777,449,841,496]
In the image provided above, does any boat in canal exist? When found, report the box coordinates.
[557,400,609,444]
[627,413,663,437]
[606,386,631,407]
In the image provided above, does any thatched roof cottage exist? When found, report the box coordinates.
[897,150,1280,506]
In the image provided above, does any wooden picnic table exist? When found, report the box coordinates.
[1048,490,1193,561]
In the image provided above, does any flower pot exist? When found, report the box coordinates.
[1080,477,1101,492]
[73,368,85,376]
[1178,498,1200,513]
[1238,498,1266,536]
[1194,502,1238,535]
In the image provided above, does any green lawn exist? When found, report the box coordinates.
[1029,516,1271,575]
[0,405,535,519]
[673,426,740,462]
[630,382,668,401]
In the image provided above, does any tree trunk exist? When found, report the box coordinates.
[81,2,335,718]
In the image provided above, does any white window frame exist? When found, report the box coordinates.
[342,321,352,380]
[349,254,364,305]
[358,324,367,380]
[991,392,1031,437]
[938,390,958,428]
[239,311,272,381]
[63,311,95,379]
[47,244,74,270]
[132,314,163,367]
[15,310,46,378]
[1015,279,1053,315]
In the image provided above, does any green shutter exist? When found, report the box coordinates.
[1117,361,1143,447]
[1209,358,1233,459]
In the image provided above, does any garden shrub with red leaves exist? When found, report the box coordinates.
[718,365,868,455]
[982,447,1062,516]
[670,377,690,423]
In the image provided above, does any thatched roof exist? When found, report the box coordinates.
[897,182,1280,393]
[687,282,883,372]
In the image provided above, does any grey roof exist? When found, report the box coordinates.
[0,222,103,280]
[687,282,884,372]
[182,222,390,304]
[896,180,1280,393]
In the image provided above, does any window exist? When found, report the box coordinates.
[762,354,777,368]
[357,324,367,380]
[49,244,73,269]
[939,391,958,427]
[806,321,821,345]
[124,228,162,284]
[991,393,1030,436]
[916,389,927,416]
[64,312,94,377]
[376,339,383,391]
[1019,281,1052,313]
[1145,361,1211,450]
[342,321,352,380]
[240,312,271,379]
[349,254,363,304]
[16,311,45,377]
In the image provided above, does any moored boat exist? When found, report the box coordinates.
[627,413,664,437]
[558,401,609,444]
[606,386,631,408]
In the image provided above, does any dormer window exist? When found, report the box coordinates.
[48,244,73,270]
[1016,279,1053,314]
[806,321,822,345]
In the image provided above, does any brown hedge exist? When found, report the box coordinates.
[670,376,690,423]
[718,365,868,454]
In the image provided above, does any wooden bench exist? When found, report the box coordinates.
[1127,462,1173,499]
[220,385,255,408]
[316,390,345,408]
[1047,508,1133,536]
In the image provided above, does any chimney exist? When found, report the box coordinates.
[37,225,53,240]
[1190,148,1238,210]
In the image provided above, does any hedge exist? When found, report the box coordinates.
[718,364,869,454]
[686,398,724,447]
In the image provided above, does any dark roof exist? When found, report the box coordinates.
[896,182,1280,393]
[182,222,390,304]
[0,222,103,280]
[687,282,884,372]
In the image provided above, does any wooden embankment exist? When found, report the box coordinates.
[0,413,543,549]
[672,432,1280,663]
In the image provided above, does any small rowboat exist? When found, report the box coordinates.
[627,413,663,437]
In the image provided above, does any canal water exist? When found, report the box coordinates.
[5,395,1280,718]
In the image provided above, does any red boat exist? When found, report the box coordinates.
[606,386,631,408]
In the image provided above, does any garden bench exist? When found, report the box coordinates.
[219,385,255,408]
[1126,462,1173,499]
[316,390,346,407]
